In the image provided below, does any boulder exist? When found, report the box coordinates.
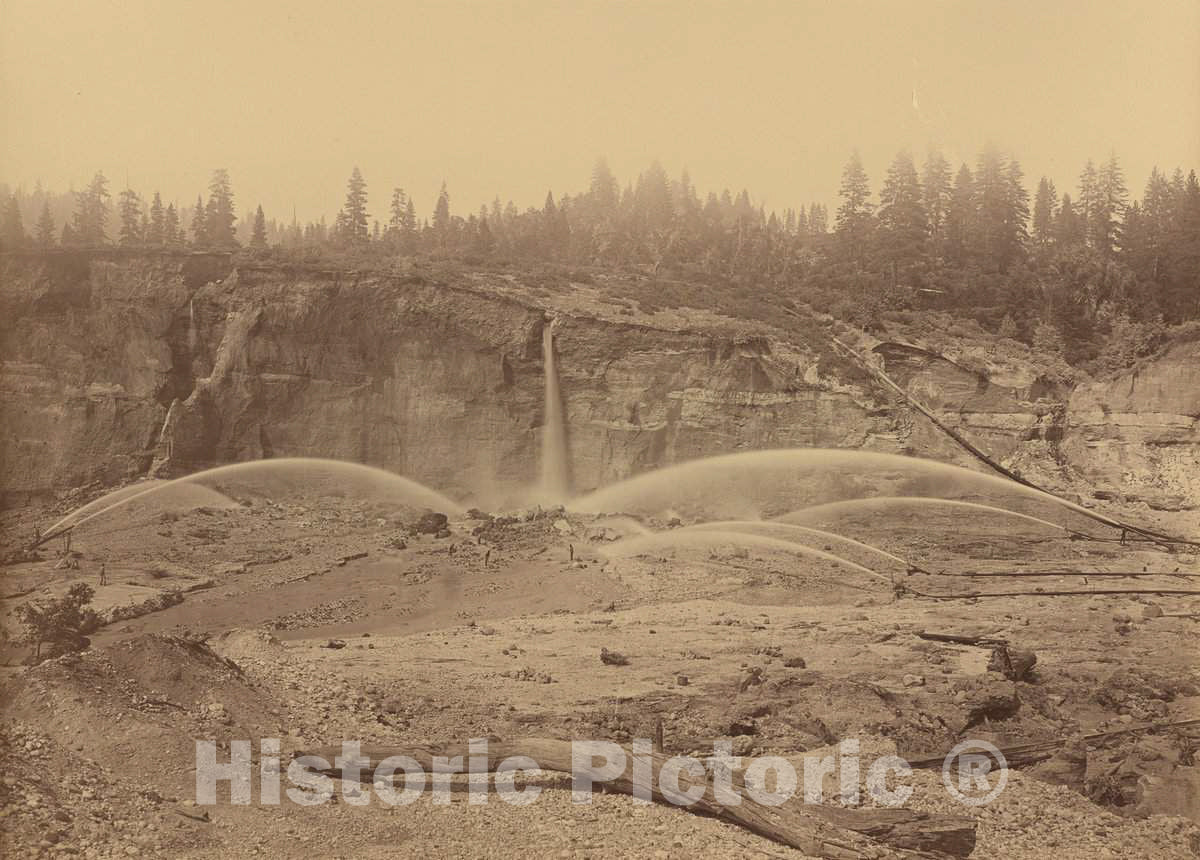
[413,512,448,534]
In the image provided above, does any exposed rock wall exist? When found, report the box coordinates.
[1,254,898,507]
[1,253,1196,511]
[1062,341,1200,510]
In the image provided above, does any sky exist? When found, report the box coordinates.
[2,0,1198,223]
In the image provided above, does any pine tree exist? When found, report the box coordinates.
[922,149,952,258]
[876,150,928,279]
[1165,169,1200,320]
[35,201,56,248]
[191,195,208,246]
[1139,167,1175,281]
[339,167,369,244]
[1054,193,1085,247]
[1002,158,1030,268]
[808,203,827,235]
[164,203,180,246]
[634,160,673,233]
[433,182,451,244]
[944,164,975,266]
[0,193,26,250]
[1095,153,1128,256]
[72,172,111,244]
[388,187,407,247]
[1031,177,1058,248]
[147,192,165,245]
[117,189,142,246]
[834,151,874,265]
[972,145,1010,270]
[204,169,237,247]
[250,205,268,249]
[589,157,619,213]
[1078,159,1099,248]
[60,222,77,246]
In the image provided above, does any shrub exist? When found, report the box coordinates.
[16,582,101,662]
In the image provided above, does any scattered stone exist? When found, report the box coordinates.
[738,666,764,692]
[676,674,689,686]
[599,647,630,666]
[1143,604,1164,619]
[323,639,346,650]
[902,674,926,687]
[1029,737,1088,793]
[782,656,807,668]
[988,644,1038,681]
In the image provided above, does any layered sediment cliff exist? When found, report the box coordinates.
[1,252,1196,511]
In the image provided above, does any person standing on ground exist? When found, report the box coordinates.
[99,562,107,586]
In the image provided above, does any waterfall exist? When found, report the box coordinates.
[187,298,197,351]
[540,320,570,502]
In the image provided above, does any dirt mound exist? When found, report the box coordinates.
[2,634,279,796]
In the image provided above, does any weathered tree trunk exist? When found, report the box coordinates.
[298,738,977,859]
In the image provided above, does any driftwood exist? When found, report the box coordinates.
[298,738,977,859]
[916,631,1007,647]
[907,718,1200,770]
[921,587,1200,600]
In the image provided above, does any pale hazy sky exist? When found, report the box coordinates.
[2,0,1198,223]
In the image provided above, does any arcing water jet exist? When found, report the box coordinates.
[777,496,1073,535]
[682,520,918,571]
[38,458,465,545]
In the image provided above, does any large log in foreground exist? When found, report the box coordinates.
[298,739,977,859]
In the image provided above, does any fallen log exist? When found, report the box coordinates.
[916,631,1007,647]
[955,570,1200,579]
[921,587,1200,599]
[907,717,1200,770]
[298,738,977,859]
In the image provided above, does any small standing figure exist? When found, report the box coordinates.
[569,543,575,562]
[484,547,492,568]
[99,562,107,586]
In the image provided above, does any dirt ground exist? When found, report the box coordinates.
[1,477,1199,859]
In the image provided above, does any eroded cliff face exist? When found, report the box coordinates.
[1,253,1196,511]
[0,254,900,507]
[1063,342,1200,510]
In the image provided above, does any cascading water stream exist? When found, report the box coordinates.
[540,320,570,503]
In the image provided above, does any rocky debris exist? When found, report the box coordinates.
[1143,603,1165,619]
[413,512,449,535]
[102,589,185,625]
[988,644,1038,681]
[1095,667,1198,721]
[323,639,347,649]
[271,597,366,630]
[738,666,764,692]
[903,673,926,687]
[1083,735,1200,824]
[1030,736,1089,793]
[955,676,1021,727]
[599,647,629,666]
[498,667,554,684]
[782,656,807,668]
